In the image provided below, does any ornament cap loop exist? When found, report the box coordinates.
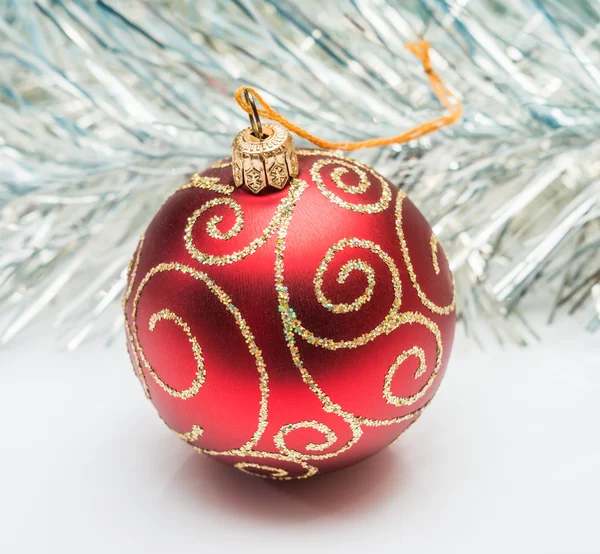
[243,88,264,140]
[232,121,299,194]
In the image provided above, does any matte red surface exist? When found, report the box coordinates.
[123,151,456,478]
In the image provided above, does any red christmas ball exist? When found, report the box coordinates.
[123,149,456,480]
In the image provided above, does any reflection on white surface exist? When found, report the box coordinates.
[0,318,598,553]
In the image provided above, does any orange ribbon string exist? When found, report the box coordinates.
[234,40,462,151]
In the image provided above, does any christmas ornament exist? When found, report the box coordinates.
[123,42,458,479]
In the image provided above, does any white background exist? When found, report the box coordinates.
[1,316,598,554]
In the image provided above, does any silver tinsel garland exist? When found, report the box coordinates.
[1,0,599,348]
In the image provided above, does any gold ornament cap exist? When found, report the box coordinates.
[232,90,298,194]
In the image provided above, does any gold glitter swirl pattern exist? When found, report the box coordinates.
[383,346,427,407]
[331,166,369,194]
[131,262,269,452]
[158,180,349,477]
[396,193,456,315]
[273,197,430,461]
[150,183,314,478]
[271,182,365,461]
[178,175,235,195]
[184,178,306,266]
[274,194,442,438]
[274,421,349,461]
[122,234,144,309]
[233,460,317,480]
[162,418,319,480]
[146,308,206,399]
[125,322,150,399]
[310,158,391,214]
[430,233,441,275]
[362,312,442,426]
[177,424,204,442]
[123,235,150,398]
[362,399,432,427]
[164,425,320,480]
[185,197,244,244]
[283,238,402,350]
[195,445,319,480]
[210,159,232,169]
[234,463,289,479]
[314,241,377,314]
[297,149,347,159]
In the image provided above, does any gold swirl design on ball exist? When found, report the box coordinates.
[395,192,455,315]
[178,175,235,195]
[274,197,443,444]
[195,445,319,480]
[232,459,317,480]
[171,178,362,471]
[151,182,315,480]
[310,158,391,214]
[149,176,235,228]
[123,234,144,309]
[122,235,150,398]
[234,463,289,479]
[132,262,269,452]
[275,281,366,457]
[383,346,428,407]
[285,239,402,350]
[331,166,369,194]
[184,178,306,266]
[274,421,342,461]
[185,197,244,244]
[162,417,319,480]
[274,204,409,461]
[314,241,377,314]
[124,322,150,399]
[210,158,232,169]
[146,309,206,400]
[176,424,204,442]
[297,149,344,157]
[362,312,442,426]
[429,233,441,275]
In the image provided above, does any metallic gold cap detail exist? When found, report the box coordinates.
[232,123,298,194]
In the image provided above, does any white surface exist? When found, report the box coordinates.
[1,320,598,554]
